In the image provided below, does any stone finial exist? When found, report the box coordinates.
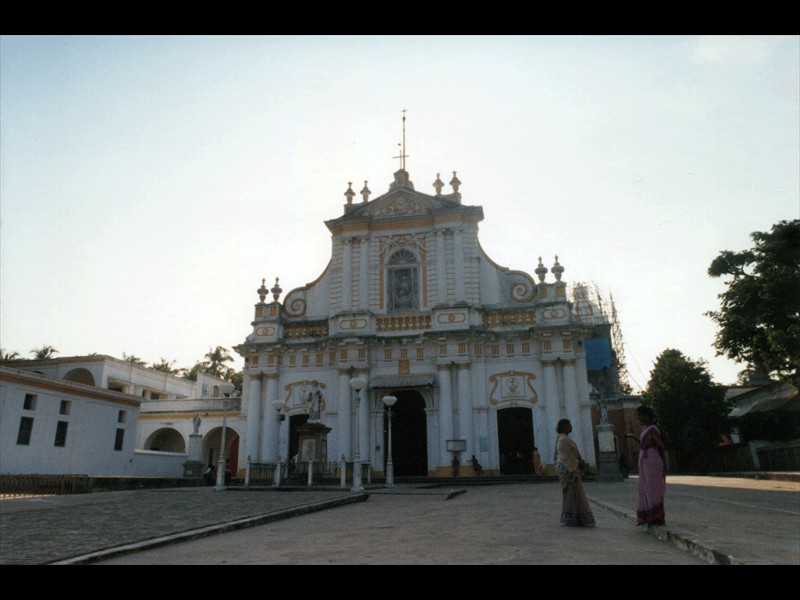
[450,171,461,193]
[271,277,283,302]
[258,278,268,303]
[551,256,564,281]
[535,257,548,283]
[433,173,444,195]
[360,181,371,203]
[344,182,355,205]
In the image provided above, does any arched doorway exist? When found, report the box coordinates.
[497,407,534,475]
[145,428,185,452]
[384,390,427,477]
[205,427,239,476]
[288,413,309,463]
[64,368,95,386]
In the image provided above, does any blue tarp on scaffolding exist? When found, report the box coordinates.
[584,337,612,371]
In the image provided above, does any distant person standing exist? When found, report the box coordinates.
[636,405,666,526]
[555,419,595,527]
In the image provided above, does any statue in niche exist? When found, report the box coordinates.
[193,414,201,434]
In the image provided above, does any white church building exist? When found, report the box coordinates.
[234,165,600,478]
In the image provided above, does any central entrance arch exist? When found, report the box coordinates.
[497,407,534,475]
[383,390,427,477]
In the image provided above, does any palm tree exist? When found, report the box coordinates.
[152,358,186,376]
[1,349,21,361]
[31,345,58,359]
[123,352,147,366]
[204,346,234,378]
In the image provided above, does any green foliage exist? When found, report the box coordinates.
[733,411,800,443]
[151,358,185,376]
[203,346,234,378]
[642,349,731,473]
[31,345,58,359]
[1,349,21,361]
[706,219,800,388]
[123,352,147,365]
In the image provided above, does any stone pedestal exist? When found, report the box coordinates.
[297,422,332,464]
[187,433,203,463]
[596,422,623,481]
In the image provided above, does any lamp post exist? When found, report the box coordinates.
[382,395,397,487]
[215,399,230,491]
[349,377,367,492]
[271,400,284,486]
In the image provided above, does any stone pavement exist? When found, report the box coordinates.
[1,474,798,565]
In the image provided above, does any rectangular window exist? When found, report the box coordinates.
[491,344,500,358]
[59,400,71,415]
[23,393,37,410]
[358,348,366,360]
[522,342,531,355]
[542,340,552,353]
[54,421,69,447]
[316,353,323,366]
[114,428,125,451]
[475,344,484,358]
[562,339,573,351]
[118,410,127,424]
[506,343,515,357]
[400,348,408,359]
[329,351,336,365]
[302,354,310,366]
[416,347,424,360]
[458,343,468,356]
[17,417,34,445]
[289,355,296,367]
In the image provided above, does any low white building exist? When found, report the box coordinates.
[0,355,237,477]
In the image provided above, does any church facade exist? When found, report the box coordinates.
[235,168,598,477]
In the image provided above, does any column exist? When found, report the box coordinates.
[337,370,352,460]
[574,354,596,465]
[264,374,279,461]
[245,374,262,463]
[453,229,465,302]
[342,239,352,310]
[359,385,369,471]
[359,237,369,309]
[436,230,447,304]
[457,363,473,459]
[562,361,585,456]
[437,363,454,466]
[542,360,559,465]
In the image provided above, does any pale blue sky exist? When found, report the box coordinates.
[2,35,798,390]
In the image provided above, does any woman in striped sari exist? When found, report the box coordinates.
[555,418,596,527]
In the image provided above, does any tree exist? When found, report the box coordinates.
[1,349,21,361]
[706,219,800,388]
[151,358,185,376]
[123,352,147,366]
[31,345,58,359]
[203,346,234,378]
[641,349,731,473]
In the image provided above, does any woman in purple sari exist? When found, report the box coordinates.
[636,405,666,526]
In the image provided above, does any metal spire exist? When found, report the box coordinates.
[393,108,409,170]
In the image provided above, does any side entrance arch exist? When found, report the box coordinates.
[497,407,535,475]
[383,390,427,477]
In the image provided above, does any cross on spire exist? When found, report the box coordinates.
[393,108,409,171]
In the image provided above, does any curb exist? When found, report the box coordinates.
[48,492,369,565]
[588,497,739,565]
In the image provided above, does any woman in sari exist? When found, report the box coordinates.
[555,418,596,527]
[636,405,666,526]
